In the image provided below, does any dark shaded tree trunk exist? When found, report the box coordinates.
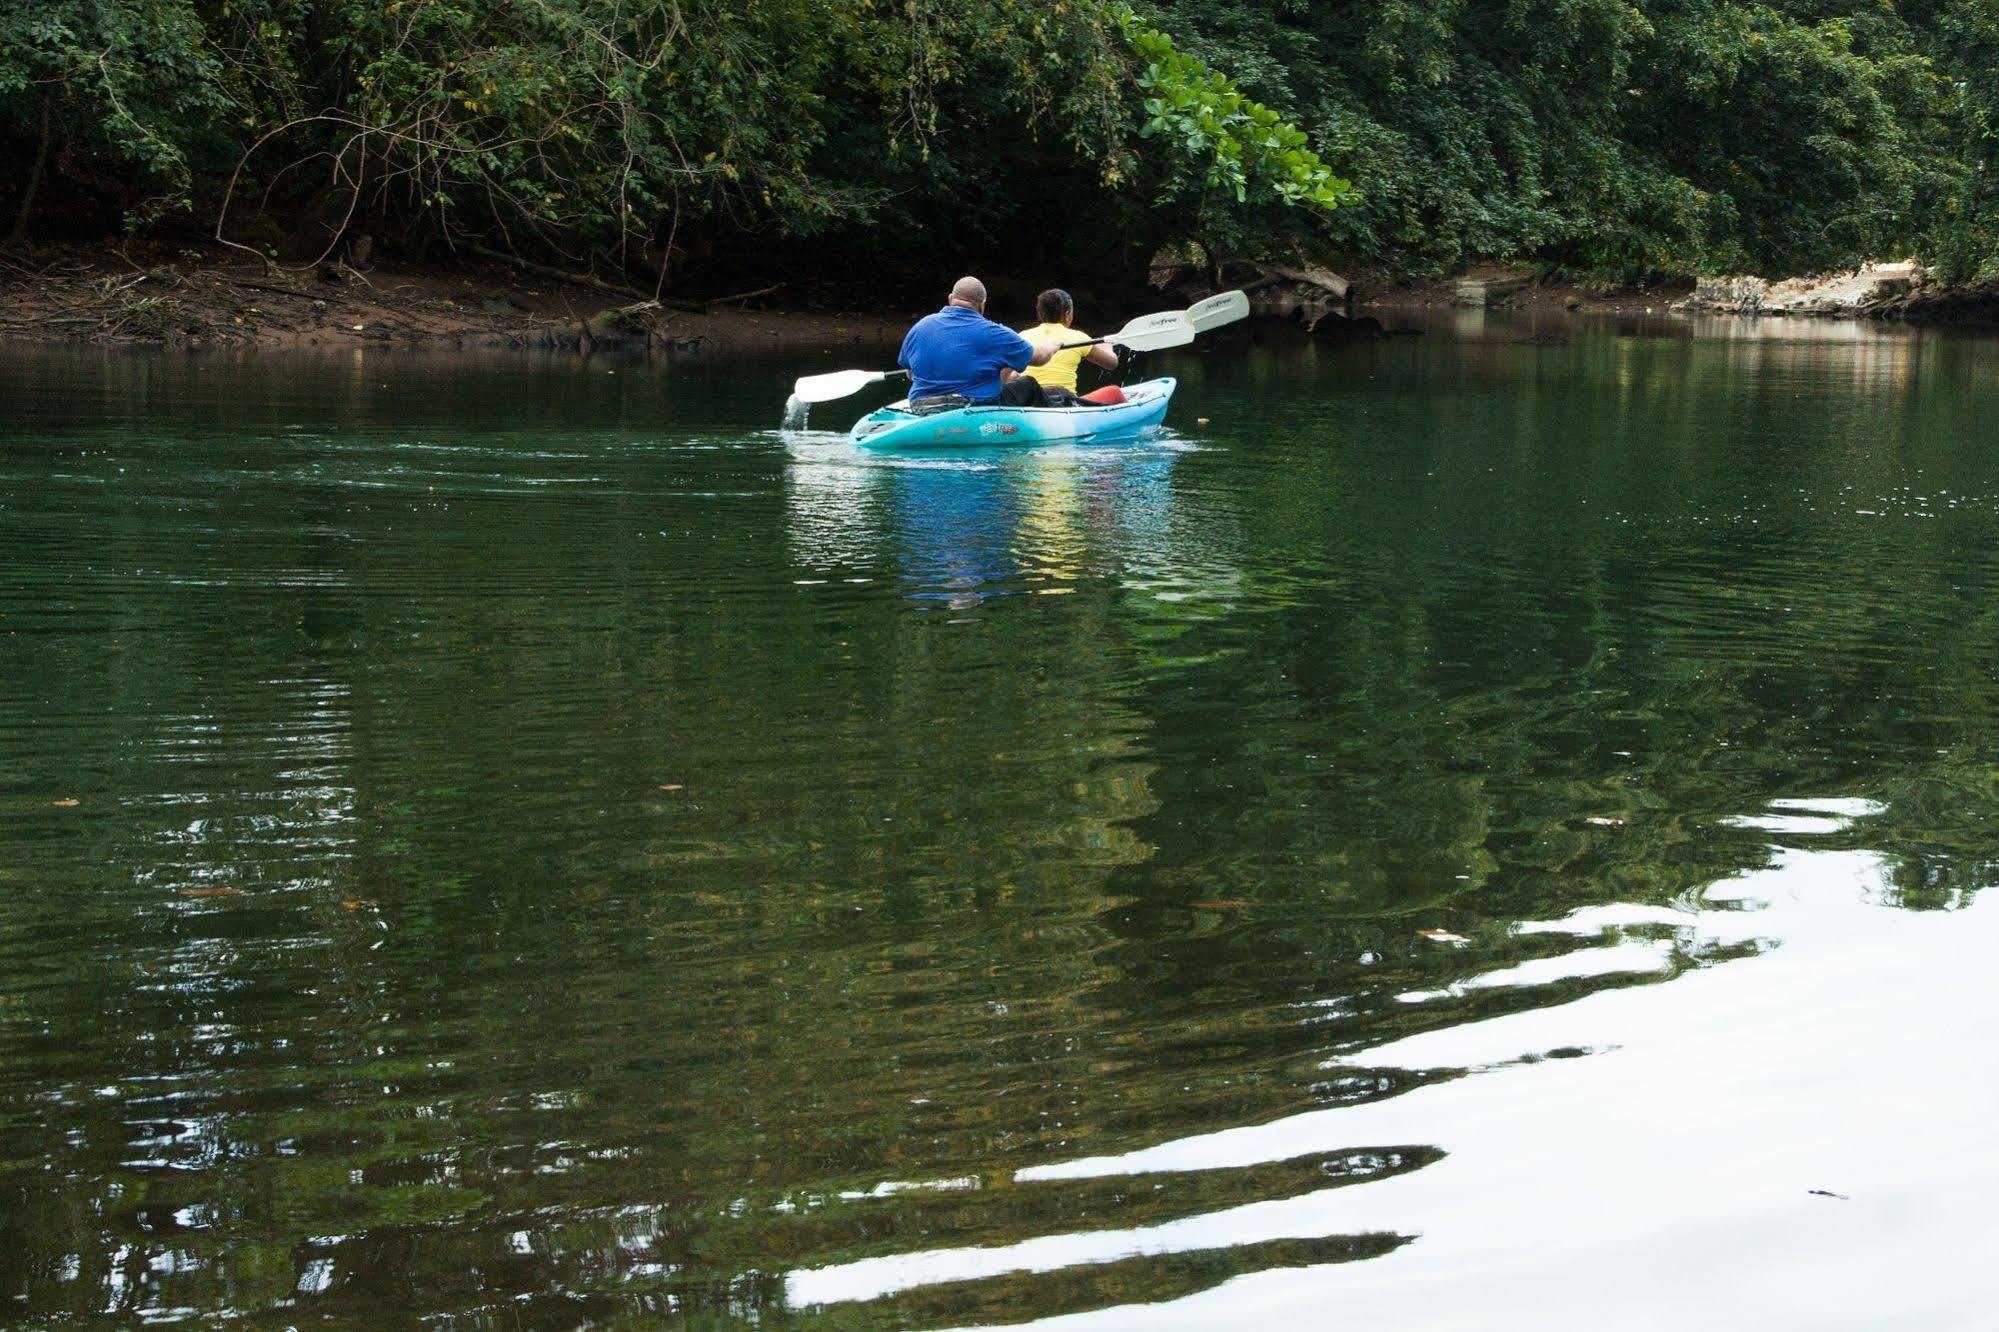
[9,97,53,246]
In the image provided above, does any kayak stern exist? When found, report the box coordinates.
[849,377,1176,451]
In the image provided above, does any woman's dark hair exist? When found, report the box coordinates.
[1035,288,1074,323]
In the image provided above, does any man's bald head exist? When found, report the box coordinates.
[948,276,987,310]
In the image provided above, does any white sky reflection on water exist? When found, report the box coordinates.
[789,825,1999,1329]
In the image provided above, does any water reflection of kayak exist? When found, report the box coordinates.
[849,377,1176,451]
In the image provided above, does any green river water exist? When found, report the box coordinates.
[3,316,1997,1327]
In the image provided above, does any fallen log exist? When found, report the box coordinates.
[469,245,781,313]
[470,244,649,301]
[703,281,784,309]
[1246,261,1350,302]
[1209,260,1352,331]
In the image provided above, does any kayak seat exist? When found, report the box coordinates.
[908,394,972,416]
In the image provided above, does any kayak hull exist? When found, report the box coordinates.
[849,377,1176,451]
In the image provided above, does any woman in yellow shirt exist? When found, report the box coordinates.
[1008,289,1121,403]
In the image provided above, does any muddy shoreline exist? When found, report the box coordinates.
[6,243,1995,355]
[0,241,910,355]
[0,246,1689,352]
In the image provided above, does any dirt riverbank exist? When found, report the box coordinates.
[0,240,907,353]
[14,242,1963,353]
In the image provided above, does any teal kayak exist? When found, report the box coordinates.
[849,377,1176,451]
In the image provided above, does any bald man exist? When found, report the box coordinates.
[898,277,1060,407]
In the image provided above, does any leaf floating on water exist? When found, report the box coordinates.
[341,899,380,910]
[1585,816,1626,827]
[179,886,244,899]
[1417,928,1470,945]
[1190,899,1250,911]
[52,798,80,807]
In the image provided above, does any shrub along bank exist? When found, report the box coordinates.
[5,1,1999,295]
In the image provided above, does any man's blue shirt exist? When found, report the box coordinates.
[898,305,1034,404]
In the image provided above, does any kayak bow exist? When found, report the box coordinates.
[849,377,1177,451]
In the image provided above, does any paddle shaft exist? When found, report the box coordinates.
[1060,328,1186,353]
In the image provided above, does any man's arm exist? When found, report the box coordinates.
[1085,344,1119,370]
[1000,325,1058,368]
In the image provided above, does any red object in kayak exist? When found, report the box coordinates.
[1080,385,1127,405]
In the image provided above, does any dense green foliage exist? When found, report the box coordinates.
[5,0,1999,283]
[1920,0,1999,282]
[1153,0,1959,278]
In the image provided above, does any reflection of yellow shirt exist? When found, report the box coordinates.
[1019,322,1093,391]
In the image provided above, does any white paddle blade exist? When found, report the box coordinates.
[792,368,887,404]
[1112,311,1197,352]
[1187,289,1250,332]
